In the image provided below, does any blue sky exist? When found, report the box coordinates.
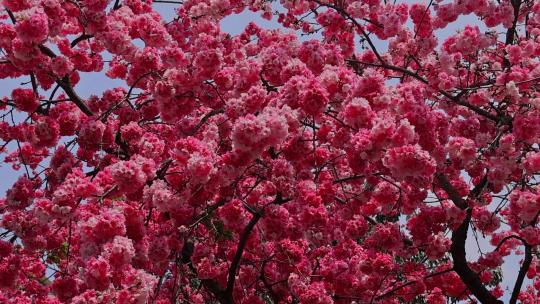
[0,2,526,302]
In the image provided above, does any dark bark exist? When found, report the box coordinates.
[438,174,503,304]
[450,210,503,304]
[509,243,532,304]
[224,211,263,301]
[190,193,290,304]
[37,46,94,116]
[505,0,522,45]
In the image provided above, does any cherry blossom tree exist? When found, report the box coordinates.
[1,0,540,303]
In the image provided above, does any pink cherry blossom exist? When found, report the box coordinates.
[0,0,539,303]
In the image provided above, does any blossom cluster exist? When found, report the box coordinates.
[0,0,539,303]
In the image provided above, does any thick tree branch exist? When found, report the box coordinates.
[223,193,289,303]
[437,173,502,304]
[435,173,468,209]
[509,242,532,304]
[450,210,502,304]
[113,0,121,10]
[36,46,94,116]
[56,76,94,116]
[38,45,57,58]
[70,34,94,48]
[505,0,522,45]
[224,211,262,301]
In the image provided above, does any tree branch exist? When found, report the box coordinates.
[186,108,224,136]
[435,173,468,209]
[224,193,289,303]
[509,242,532,304]
[5,11,94,117]
[224,211,262,301]
[70,34,94,48]
[505,0,522,45]
[450,210,502,304]
[37,46,94,116]
[437,173,503,304]
[347,59,503,123]
[373,268,453,301]
[56,76,94,116]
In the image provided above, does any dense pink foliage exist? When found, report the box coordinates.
[0,0,540,303]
